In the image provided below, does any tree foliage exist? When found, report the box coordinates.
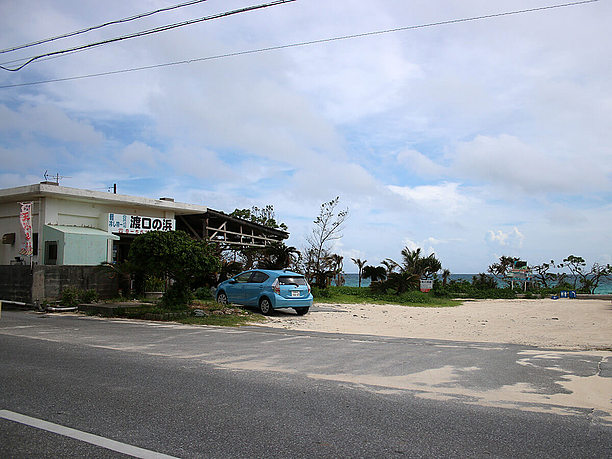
[483,254,612,294]
[258,242,300,270]
[558,255,586,290]
[558,255,612,293]
[400,247,442,279]
[530,260,557,288]
[230,205,288,231]
[372,247,443,294]
[441,269,451,287]
[471,273,497,290]
[362,265,387,283]
[328,253,344,286]
[351,257,367,287]
[128,231,219,306]
[487,255,521,287]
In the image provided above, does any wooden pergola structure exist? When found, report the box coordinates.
[176,209,288,249]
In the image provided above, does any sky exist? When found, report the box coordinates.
[1,0,611,274]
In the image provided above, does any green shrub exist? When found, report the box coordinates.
[162,284,194,309]
[59,286,81,307]
[144,276,165,292]
[194,286,214,300]
[80,289,99,304]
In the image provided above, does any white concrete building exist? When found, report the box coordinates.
[0,182,288,267]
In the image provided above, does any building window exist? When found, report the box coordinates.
[45,241,58,265]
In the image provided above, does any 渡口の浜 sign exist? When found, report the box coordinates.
[107,213,175,234]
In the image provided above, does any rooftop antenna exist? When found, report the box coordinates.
[43,170,70,185]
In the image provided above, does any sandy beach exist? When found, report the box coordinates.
[261,298,612,350]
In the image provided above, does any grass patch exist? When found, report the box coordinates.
[177,314,265,326]
[83,299,264,327]
[312,286,461,307]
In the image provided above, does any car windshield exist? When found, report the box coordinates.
[278,276,306,286]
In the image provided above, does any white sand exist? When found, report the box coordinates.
[261,298,612,349]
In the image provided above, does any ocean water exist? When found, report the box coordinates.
[336,273,612,294]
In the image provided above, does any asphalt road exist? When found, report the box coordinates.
[1,310,611,458]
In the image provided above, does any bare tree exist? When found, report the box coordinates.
[305,197,348,288]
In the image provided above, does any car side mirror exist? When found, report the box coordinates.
[229,279,237,284]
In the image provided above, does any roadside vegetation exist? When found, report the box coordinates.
[84,299,265,327]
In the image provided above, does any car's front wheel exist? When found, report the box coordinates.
[295,307,309,315]
[259,298,273,315]
[217,292,228,305]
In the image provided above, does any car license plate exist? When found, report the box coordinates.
[291,290,300,297]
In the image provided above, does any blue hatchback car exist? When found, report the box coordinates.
[216,269,313,315]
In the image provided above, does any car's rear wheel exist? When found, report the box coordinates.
[217,292,228,305]
[295,307,309,315]
[259,298,273,315]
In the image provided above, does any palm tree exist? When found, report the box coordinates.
[399,247,442,279]
[351,257,367,287]
[327,254,344,286]
[385,247,443,293]
[382,259,399,274]
[260,242,300,270]
[442,268,451,287]
[363,265,387,282]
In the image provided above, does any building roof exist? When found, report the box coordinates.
[45,225,120,240]
[0,182,207,215]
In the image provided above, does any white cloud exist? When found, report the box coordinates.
[486,227,524,249]
[387,182,475,217]
[397,149,445,178]
[120,142,160,169]
[451,134,610,194]
[0,104,103,145]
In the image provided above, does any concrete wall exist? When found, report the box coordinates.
[0,265,33,302]
[33,265,120,301]
[0,265,119,303]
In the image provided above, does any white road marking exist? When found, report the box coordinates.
[260,336,309,344]
[0,410,178,458]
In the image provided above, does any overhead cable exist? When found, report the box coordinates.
[0,0,599,88]
[0,0,296,71]
[0,0,210,55]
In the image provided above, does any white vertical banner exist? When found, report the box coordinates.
[19,202,33,256]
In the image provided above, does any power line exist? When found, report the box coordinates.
[0,0,296,71]
[0,0,210,55]
[0,0,599,88]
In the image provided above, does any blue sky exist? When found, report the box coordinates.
[1,0,611,273]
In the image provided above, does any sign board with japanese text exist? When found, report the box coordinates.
[107,213,175,235]
[19,202,33,256]
[420,279,433,293]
